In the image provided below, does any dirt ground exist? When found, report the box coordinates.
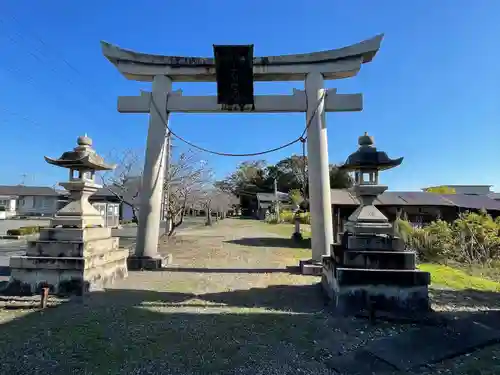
[0,218,498,375]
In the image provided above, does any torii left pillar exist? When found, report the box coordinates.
[306,72,333,264]
[129,75,171,269]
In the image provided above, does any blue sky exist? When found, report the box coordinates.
[1,1,499,191]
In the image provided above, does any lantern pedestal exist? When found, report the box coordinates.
[50,181,106,228]
[321,133,430,315]
[322,260,431,314]
[8,227,129,295]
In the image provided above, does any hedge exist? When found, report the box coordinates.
[6,226,43,236]
[265,210,311,225]
[396,210,500,265]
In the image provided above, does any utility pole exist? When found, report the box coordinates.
[20,173,28,186]
[162,131,172,234]
[300,137,307,200]
[274,178,280,219]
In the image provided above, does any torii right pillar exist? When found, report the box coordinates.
[305,72,334,264]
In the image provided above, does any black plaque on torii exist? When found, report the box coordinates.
[213,45,255,111]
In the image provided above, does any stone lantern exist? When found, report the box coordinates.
[340,132,403,235]
[8,136,128,296]
[45,134,116,228]
[321,132,431,315]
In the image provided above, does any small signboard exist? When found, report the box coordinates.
[213,45,254,110]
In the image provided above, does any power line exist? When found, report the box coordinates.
[6,12,83,76]
[2,11,324,160]
[150,90,327,157]
[0,14,112,124]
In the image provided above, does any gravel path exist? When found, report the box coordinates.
[0,219,497,374]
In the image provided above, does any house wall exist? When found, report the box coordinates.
[17,196,59,216]
[0,197,17,217]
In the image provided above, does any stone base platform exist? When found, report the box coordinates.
[333,283,431,315]
[343,250,416,270]
[299,259,322,276]
[7,250,128,296]
[5,227,129,296]
[127,254,172,270]
[322,256,431,314]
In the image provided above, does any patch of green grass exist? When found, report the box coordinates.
[419,263,500,292]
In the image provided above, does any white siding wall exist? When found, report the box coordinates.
[92,202,121,228]
[0,197,17,217]
[17,196,59,216]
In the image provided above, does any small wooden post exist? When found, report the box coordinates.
[40,287,49,309]
[294,216,301,234]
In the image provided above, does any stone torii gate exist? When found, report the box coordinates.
[101,35,383,267]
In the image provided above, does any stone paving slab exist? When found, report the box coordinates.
[365,317,500,370]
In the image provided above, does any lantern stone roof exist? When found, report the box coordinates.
[339,132,403,171]
[44,135,116,171]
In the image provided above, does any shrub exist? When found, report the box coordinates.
[263,209,311,225]
[298,212,311,225]
[289,189,304,206]
[400,211,500,265]
[6,226,42,236]
[394,218,413,243]
[278,210,310,225]
[264,213,280,224]
[452,211,500,265]
[279,210,294,224]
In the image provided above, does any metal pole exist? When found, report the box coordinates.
[274,178,280,219]
[163,131,172,234]
[301,137,307,199]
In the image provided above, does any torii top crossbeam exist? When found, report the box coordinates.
[101,34,383,82]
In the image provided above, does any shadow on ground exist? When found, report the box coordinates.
[160,266,301,275]
[0,284,499,374]
[0,285,353,374]
[225,237,311,249]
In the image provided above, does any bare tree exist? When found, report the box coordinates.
[101,147,227,235]
[199,184,236,225]
[101,149,143,225]
[163,151,213,237]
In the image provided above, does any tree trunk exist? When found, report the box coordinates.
[164,216,172,235]
[206,208,212,226]
[168,211,185,237]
